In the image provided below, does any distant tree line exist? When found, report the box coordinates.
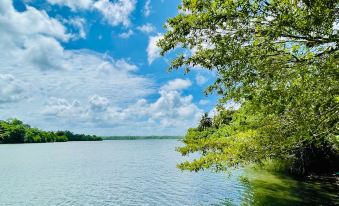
[104,136,182,140]
[0,119,102,144]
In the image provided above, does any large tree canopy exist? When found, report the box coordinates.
[159,0,338,175]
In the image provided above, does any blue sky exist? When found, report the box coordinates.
[0,0,218,135]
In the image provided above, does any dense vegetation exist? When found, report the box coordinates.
[0,119,102,143]
[159,0,338,176]
[104,136,182,140]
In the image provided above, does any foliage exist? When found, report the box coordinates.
[0,119,102,144]
[159,0,339,175]
[198,112,212,130]
[55,130,102,141]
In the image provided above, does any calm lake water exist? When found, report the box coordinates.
[0,140,337,206]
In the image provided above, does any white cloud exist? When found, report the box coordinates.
[41,79,202,135]
[147,34,163,64]
[44,95,109,118]
[160,78,191,91]
[0,0,69,41]
[195,74,208,86]
[143,0,151,17]
[24,36,66,70]
[143,89,201,128]
[0,1,151,128]
[65,17,87,39]
[119,29,134,38]
[43,97,87,119]
[93,0,136,27]
[113,59,138,72]
[0,0,203,135]
[47,0,136,27]
[0,74,30,103]
[0,0,71,71]
[88,95,109,111]
[47,0,93,10]
[137,23,156,34]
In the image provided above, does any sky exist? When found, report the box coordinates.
[0,0,219,136]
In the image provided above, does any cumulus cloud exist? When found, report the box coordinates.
[47,0,136,27]
[41,79,202,135]
[137,23,156,34]
[0,0,69,41]
[43,97,87,119]
[44,95,109,119]
[160,79,191,91]
[93,0,136,27]
[0,0,203,135]
[88,95,109,112]
[25,36,66,70]
[0,74,30,103]
[147,34,163,64]
[0,0,70,71]
[0,1,152,124]
[145,89,201,127]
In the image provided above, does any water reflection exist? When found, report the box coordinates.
[217,170,338,206]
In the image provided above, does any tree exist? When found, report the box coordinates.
[159,0,339,175]
[0,119,26,143]
[212,105,235,129]
[0,119,102,144]
[198,112,212,130]
[25,128,41,143]
[0,121,6,143]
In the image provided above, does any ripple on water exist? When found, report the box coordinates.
[0,140,248,206]
[4,140,335,206]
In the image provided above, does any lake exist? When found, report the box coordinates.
[0,140,337,205]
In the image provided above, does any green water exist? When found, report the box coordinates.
[240,170,338,206]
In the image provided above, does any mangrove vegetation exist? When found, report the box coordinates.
[159,0,339,176]
[0,119,102,144]
[103,136,182,140]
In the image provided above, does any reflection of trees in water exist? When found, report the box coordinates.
[245,173,338,206]
[215,171,338,206]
